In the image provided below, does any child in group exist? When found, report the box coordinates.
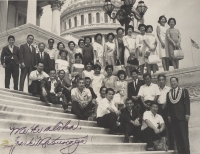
[71,53,84,78]
[144,25,158,74]
[82,62,94,79]
[91,64,105,97]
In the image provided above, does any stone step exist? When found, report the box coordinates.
[0,128,134,143]
[0,111,97,127]
[0,87,32,96]
[0,104,76,119]
[0,143,147,154]
[0,119,109,134]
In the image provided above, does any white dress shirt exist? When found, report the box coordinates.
[29,70,49,84]
[138,83,161,101]
[48,78,57,94]
[9,45,14,59]
[158,86,171,104]
[27,43,32,52]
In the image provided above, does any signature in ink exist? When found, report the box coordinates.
[10,120,81,135]
[3,135,88,154]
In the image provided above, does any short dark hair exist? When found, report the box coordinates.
[38,42,46,48]
[138,24,146,31]
[84,36,92,43]
[58,69,65,74]
[145,25,153,32]
[131,69,139,75]
[37,62,44,66]
[100,86,107,93]
[168,18,176,25]
[125,98,133,103]
[78,78,84,82]
[117,70,127,79]
[84,61,94,69]
[94,33,102,41]
[27,34,34,39]
[150,101,159,107]
[85,77,91,81]
[49,69,56,73]
[116,27,124,34]
[75,53,83,59]
[143,73,152,79]
[127,25,134,32]
[48,38,54,43]
[105,65,114,71]
[8,35,15,41]
[106,88,115,94]
[57,42,65,50]
[68,41,75,48]
[94,64,101,70]
[157,74,166,80]
[78,39,84,46]
[107,33,115,39]
[158,15,167,24]
[170,76,179,82]
[59,49,68,56]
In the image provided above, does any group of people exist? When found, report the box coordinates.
[1,15,187,153]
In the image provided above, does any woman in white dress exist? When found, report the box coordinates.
[156,15,169,71]
[71,53,84,78]
[93,33,104,67]
[76,39,84,55]
[136,24,147,75]
[67,41,77,66]
[82,62,94,79]
[104,33,116,66]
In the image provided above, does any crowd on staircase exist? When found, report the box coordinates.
[1,16,189,154]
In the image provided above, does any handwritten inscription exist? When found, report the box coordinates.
[2,120,88,154]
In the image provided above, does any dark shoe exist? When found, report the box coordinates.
[45,102,51,106]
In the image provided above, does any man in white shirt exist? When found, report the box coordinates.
[138,73,160,114]
[157,74,174,150]
[96,88,120,133]
[71,78,95,120]
[141,102,166,151]
[29,62,49,96]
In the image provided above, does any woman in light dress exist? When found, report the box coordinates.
[57,42,66,59]
[82,62,94,79]
[166,18,181,69]
[67,41,76,66]
[123,25,137,77]
[144,25,158,74]
[136,24,147,75]
[93,33,104,67]
[76,39,84,55]
[71,53,84,78]
[156,15,169,71]
[104,33,116,66]
[103,65,118,89]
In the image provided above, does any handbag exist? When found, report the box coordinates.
[148,49,161,64]
[127,56,139,66]
[113,59,125,75]
[174,48,184,60]
[153,137,168,151]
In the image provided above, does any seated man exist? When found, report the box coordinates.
[141,102,166,151]
[96,88,120,134]
[96,86,107,105]
[120,98,142,143]
[29,62,49,96]
[58,70,72,104]
[40,69,68,110]
[71,78,95,120]
[85,77,97,101]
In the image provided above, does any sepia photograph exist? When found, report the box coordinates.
[0,0,200,154]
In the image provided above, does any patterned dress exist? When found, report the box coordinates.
[136,34,147,66]
[104,41,116,66]
[115,80,128,101]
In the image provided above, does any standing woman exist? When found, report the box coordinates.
[77,39,84,54]
[123,25,137,77]
[93,33,104,67]
[67,41,76,66]
[115,27,125,64]
[166,18,181,69]
[103,65,118,89]
[57,42,65,59]
[1,35,20,90]
[157,15,169,71]
[104,33,116,66]
[71,53,85,78]
[82,36,94,65]
[136,24,147,75]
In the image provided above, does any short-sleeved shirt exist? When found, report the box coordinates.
[93,42,104,58]
[29,70,49,84]
[123,34,137,51]
[158,86,171,104]
[138,83,161,101]
[45,48,59,60]
[55,59,69,73]
[71,87,92,101]
[141,111,164,130]
[82,70,94,79]
[97,98,118,118]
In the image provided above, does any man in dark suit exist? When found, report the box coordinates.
[36,42,51,74]
[128,69,144,109]
[1,35,21,90]
[120,98,142,143]
[167,77,190,154]
[40,69,68,110]
[19,34,37,91]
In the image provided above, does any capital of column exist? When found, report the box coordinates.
[49,0,66,11]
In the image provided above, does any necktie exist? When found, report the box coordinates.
[40,52,43,60]
[134,81,136,90]
[29,44,31,52]
[173,89,176,99]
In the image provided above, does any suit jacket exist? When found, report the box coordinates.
[167,88,190,120]
[128,79,144,98]
[41,77,62,94]
[120,107,141,124]
[19,43,36,67]
[1,45,21,65]
[36,52,51,73]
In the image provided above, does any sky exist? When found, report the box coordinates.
[40,0,200,69]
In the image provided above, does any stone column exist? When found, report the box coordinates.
[36,6,43,26]
[0,0,8,33]
[49,0,65,35]
[26,0,37,25]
